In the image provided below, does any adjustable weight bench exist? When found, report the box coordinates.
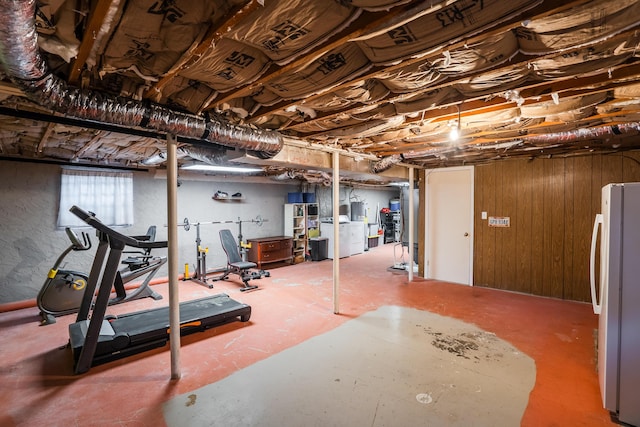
[215,229,269,291]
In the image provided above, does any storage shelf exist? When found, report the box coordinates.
[212,195,245,201]
[284,202,319,264]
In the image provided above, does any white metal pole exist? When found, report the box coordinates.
[408,166,414,282]
[166,134,181,379]
[332,152,340,314]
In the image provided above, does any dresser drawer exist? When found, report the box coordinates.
[259,239,293,251]
[247,236,294,268]
[260,247,291,261]
[260,241,281,251]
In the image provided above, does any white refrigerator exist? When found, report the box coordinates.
[590,183,640,426]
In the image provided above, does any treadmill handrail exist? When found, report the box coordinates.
[70,206,168,249]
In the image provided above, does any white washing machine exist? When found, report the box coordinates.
[320,218,351,259]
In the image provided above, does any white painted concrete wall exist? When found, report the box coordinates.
[0,160,398,304]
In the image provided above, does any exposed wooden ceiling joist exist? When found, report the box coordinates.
[285,33,640,138]
[68,0,116,85]
[36,122,56,155]
[208,0,423,110]
[143,0,264,102]
[2,0,640,176]
[250,0,595,126]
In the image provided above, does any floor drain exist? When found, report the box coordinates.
[416,393,433,404]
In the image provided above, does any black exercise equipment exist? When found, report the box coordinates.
[66,206,251,374]
[167,215,268,288]
[171,215,267,232]
[37,225,166,325]
[189,220,222,288]
[36,228,91,324]
[212,229,270,291]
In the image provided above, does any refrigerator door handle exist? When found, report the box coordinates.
[590,213,603,315]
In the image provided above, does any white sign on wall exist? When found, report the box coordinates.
[488,216,510,227]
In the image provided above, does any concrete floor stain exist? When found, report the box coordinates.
[186,394,197,407]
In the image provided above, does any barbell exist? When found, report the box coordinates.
[167,215,267,231]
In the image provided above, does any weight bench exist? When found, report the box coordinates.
[216,229,269,291]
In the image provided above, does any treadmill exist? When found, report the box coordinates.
[67,206,251,374]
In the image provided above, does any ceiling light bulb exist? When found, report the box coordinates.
[449,127,459,141]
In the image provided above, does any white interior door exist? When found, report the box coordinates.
[427,167,474,285]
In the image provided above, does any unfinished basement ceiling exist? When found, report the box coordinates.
[2,0,640,181]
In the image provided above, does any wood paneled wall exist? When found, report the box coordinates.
[474,152,640,301]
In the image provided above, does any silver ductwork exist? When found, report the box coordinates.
[373,122,640,166]
[0,0,282,158]
[525,122,640,144]
[142,146,229,166]
[178,145,227,165]
[371,154,403,173]
[272,169,332,186]
[141,152,167,166]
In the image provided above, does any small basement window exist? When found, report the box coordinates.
[57,167,134,228]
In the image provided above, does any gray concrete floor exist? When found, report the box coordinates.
[163,306,535,426]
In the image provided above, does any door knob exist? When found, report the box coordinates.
[464,232,469,237]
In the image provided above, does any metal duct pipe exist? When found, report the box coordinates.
[141,152,167,166]
[271,170,332,186]
[177,146,227,165]
[0,0,282,158]
[272,170,302,181]
[401,146,458,160]
[371,154,403,173]
[376,122,640,163]
[142,146,226,166]
[525,122,640,144]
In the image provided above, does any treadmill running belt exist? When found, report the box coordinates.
[110,293,250,338]
[69,293,251,370]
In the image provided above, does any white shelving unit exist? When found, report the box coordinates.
[284,203,319,263]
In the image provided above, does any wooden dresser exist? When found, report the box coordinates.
[246,236,294,269]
